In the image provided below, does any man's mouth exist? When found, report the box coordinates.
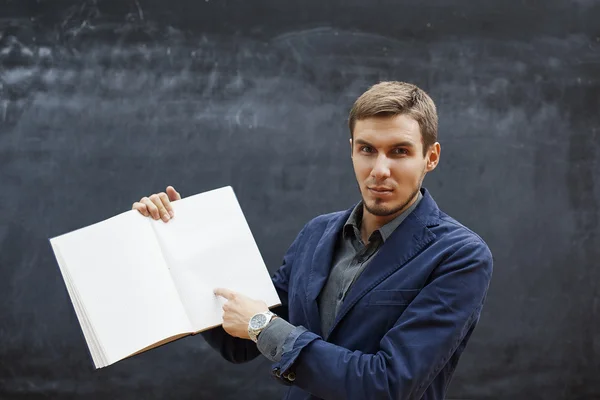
[368,187,394,193]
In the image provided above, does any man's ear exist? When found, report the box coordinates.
[349,138,353,158]
[426,142,441,172]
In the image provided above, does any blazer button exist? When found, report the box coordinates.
[287,372,296,381]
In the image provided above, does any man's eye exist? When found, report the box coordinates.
[393,148,408,155]
[360,146,373,153]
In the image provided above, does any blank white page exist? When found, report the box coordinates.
[50,211,193,368]
[152,186,281,331]
[53,245,104,367]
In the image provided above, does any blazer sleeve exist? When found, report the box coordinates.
[270,239,493,399]
[200,223,308,363]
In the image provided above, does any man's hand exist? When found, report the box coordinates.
[214,288,270,340]
[132,185,181,222]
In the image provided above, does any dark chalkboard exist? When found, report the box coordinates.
[1,1,599,399]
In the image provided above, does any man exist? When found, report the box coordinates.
[132,81,493,400]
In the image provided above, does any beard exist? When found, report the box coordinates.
[364,185,421,217]
[362,166,426,217]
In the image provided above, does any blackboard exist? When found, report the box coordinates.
[1,1,599,398]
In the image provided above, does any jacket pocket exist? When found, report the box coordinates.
[367,289,420,306]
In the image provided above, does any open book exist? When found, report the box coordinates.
[49,186,281,369]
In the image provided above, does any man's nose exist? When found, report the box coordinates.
[371,154,391,180]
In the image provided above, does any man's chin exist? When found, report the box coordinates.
[364,201,400,217]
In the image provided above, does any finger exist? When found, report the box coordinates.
[132,202,149,217]
[149,193,170,222]
[158,192,175,218]
[166,186,181,202]
[214,288,236,300]
[141,197,160,220]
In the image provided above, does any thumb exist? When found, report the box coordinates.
[166,186,181,201]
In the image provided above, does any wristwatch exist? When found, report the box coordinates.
[248,310,276,343]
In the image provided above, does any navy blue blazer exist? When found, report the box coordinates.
[203,188,493,400]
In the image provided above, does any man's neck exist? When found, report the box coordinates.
[360,192,420,244]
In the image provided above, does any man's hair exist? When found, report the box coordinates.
[348,81,438,156]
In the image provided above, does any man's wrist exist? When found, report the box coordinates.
[256,315,278,339]
[248,311,277,342]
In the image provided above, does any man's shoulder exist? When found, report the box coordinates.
[434,210,492,255]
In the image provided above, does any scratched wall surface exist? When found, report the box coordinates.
[1,1,599,399]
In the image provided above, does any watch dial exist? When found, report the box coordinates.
[251,314,267,329]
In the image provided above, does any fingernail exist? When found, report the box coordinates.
[169,211,174,217]
[162,214,170,222]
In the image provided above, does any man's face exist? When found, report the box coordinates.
[351,114,440,218]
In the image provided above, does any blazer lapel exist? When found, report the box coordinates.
[304,208,353,336]
[326,189,441,338]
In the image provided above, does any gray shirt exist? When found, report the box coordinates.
[257,192,423,361]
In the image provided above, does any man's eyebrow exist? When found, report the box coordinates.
[390,141,415,148]
[354,139,415,148]
[354,139,373,146]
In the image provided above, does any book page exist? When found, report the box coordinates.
[50,211,193,367]
[152,186,281,332]
[53,243,105,367]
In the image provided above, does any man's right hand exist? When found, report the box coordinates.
[132,185,182,223]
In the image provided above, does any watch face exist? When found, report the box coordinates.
[250,314,267,329]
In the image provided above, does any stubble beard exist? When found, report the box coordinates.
[362,167,427,217]
[364,186,421,217]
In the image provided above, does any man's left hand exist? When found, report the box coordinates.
[214,288,269,340]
